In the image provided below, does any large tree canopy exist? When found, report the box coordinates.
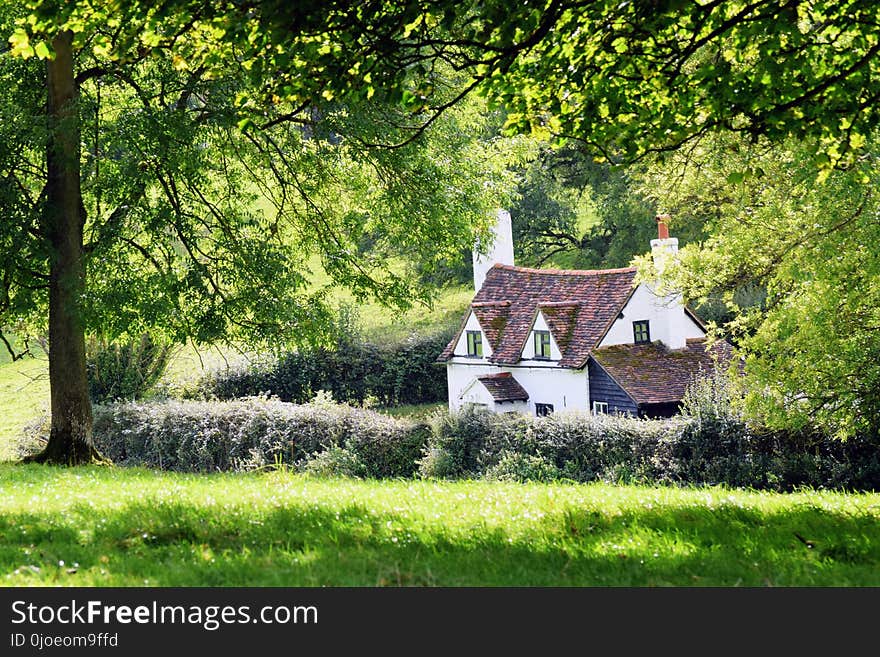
[1,2,519,463]
[14,0,880,167]
[7,0,880,462]
[636,133,880,438]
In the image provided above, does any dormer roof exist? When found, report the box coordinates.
[470,301,511,353]
[439,263,637,367]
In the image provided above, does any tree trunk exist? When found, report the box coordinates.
[26,31,103,465]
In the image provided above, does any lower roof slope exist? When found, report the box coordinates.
[475,372,530,402]
[591,338,735,405]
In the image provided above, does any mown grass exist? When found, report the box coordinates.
[1,464,878,587]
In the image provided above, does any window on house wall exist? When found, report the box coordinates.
[632,320,650,344]
[466,330,483,357]
[535,403,554,417]
[534,330,551,359]
[592,401,609,415]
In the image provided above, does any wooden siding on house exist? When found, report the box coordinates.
[587,359,638,416]
[639,401,682,419]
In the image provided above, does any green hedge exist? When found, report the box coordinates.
[197,329,452,406]
[91,396,428,477]
[418,407,880,491]
[29,393,877,492]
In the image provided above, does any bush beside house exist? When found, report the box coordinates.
[28,390,873,492]
[197,329,452,407]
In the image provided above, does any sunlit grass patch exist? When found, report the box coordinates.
[0,358,49,461]
[1,465,878,587]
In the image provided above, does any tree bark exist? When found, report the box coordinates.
[26,31,103,465]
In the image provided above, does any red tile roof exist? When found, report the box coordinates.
[476,372,530,402]
[591,338,735,405]
[439,264,638,367]
[470,301,511,353]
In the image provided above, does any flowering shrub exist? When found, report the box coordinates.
[92,394,426,476]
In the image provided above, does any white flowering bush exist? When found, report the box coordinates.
[92,394,426,475]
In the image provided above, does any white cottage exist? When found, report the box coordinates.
[438,211,732,418]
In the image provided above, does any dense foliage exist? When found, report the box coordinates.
[83,395,428,477]
[420,407,880,492]
[18,1,880,167]
[198,328,452,407]
[86,334,174,403]
[19,388,878,490]
[509,144,708,270]
[637,135,880,438]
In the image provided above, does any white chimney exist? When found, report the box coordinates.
[650,214,678,275]
[473,208,514,292]
[647,213,693,349]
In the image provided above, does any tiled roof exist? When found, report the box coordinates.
[439,264,637,367]
[475,372,530,402]
[538,302,579,353]
[470,301,511,353]
[591,338,735,405]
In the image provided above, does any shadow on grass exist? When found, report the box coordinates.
[1,495,878,586]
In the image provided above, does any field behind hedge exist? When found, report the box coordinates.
[1,464,879,587]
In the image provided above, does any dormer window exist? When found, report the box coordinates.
[534,330,551,359]
[466,330,483,357]
[633,320,650,344]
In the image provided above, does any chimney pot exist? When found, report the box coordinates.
[655,214,670,240]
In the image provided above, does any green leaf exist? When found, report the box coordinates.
[34,41,51,59]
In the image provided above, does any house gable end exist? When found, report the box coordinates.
[598,283,706,350]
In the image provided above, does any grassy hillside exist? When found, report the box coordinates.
[0,357,49,461]
[1,465,878,586]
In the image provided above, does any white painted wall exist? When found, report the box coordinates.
[446,361,590,415]
[519,312,563,361]
[599,283,704,349]
[451,312,493,359]
[473,208,515,292]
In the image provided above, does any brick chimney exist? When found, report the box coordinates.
[650,214,678,272]
[473,208,514,292]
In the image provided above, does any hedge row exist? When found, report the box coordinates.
[65,395,880,492]
[196,330,452,407]
[421,408,880,491]
[90,395,428,478]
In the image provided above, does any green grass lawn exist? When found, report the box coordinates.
[0,358,49,462]
[1,464,878,586]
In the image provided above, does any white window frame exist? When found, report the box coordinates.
[592,401,609,415]
[533,330,551,359]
